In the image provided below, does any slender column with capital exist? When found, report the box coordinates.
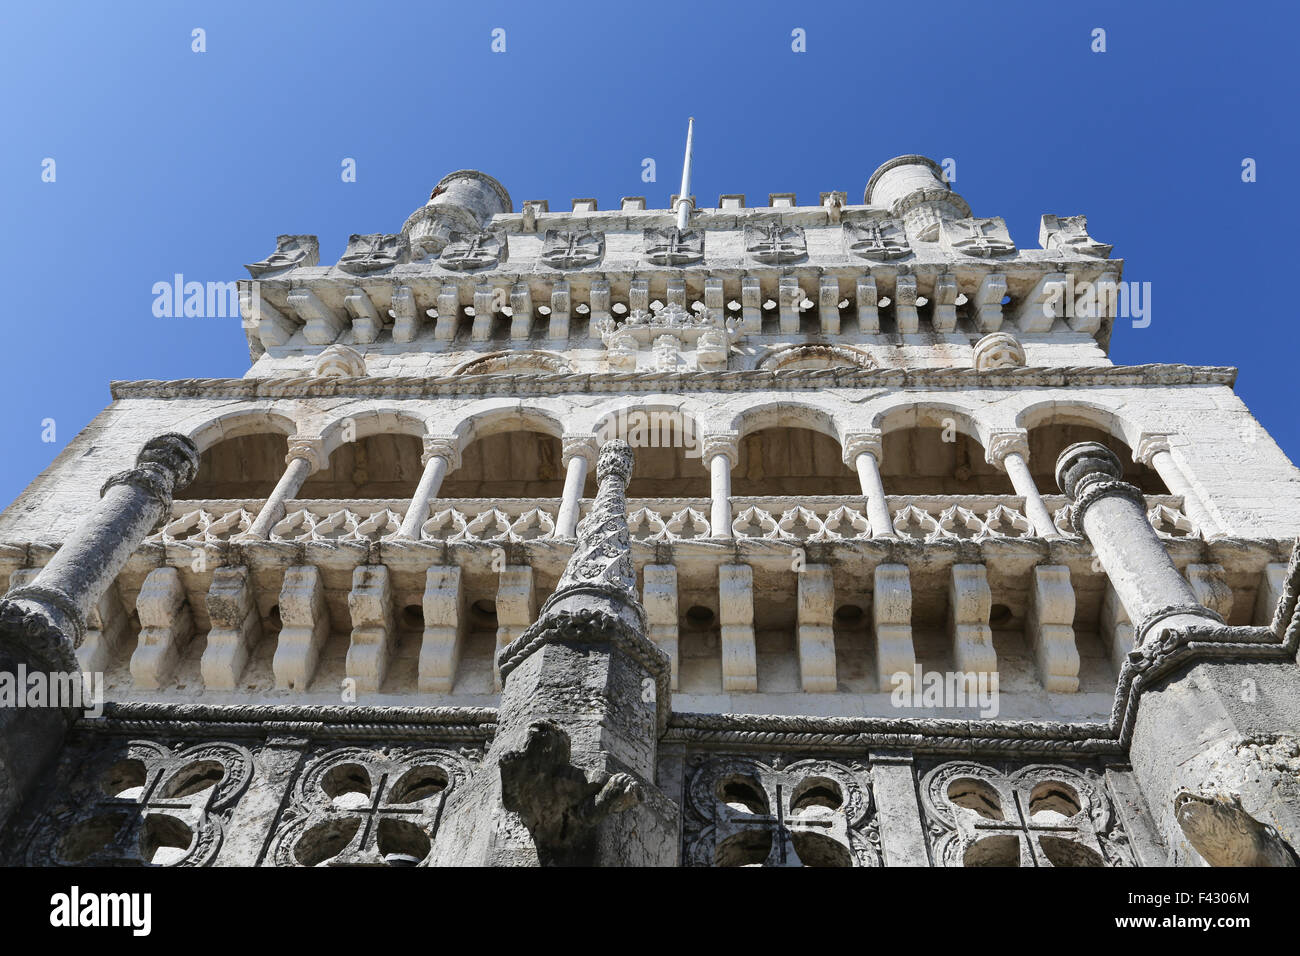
[985,430,1058,538]
[842,431,895,538]
[701,432,738,538]
[1056,442,1220,642]
[0,433,199,829]
[397,435,461,540]
[555,434,599,539]
[243,437,325,540]
[1134,433,1219,537]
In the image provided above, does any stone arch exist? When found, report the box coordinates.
[180,407,299,453]
[451,350,575,377]
[726,400,855,497]
[1015,400,1167,494]
[174,408,299,500]
[757,343,874,373]
[726,399,842,445]
[439,399,570,499]
[584,397,708,499]
[298,406,432,500]
[871,400,1013,495]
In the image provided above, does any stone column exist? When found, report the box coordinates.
[1134,433,1219,537]
[701,432,738,539]
[244,437,325,540]
[1056,442,1219,642]
[554,435,598,539]
[0,433,199,829]
[396,435,460,540]
[1059,441,1300,866]
[430,440,678,866]
[842,431,895,539]
[986,429,1058,538]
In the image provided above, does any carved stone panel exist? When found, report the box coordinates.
[266,745,477,866]
[682,754,881,867]
[336,233,410,274]
[20,740,254,866]
[644,227,704,266]
[245,234,319,277]
[1039,214,1113,258]
[438,230,507,271]
[919,760,1135,867]
[843,218,910,260]
[744,223,807,264]
[939,217,1016,258]
[539,229,605,269]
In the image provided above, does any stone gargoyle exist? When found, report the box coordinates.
[1173,790,1298,867]
[499,719,642,866]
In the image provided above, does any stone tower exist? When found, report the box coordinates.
[2,158,1299,867]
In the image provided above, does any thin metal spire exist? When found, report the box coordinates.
[675,117,695,231]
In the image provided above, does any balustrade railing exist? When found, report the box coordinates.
[151,493,1196,545]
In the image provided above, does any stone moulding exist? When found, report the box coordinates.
[108,364,1239,402]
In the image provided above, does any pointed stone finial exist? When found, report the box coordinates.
[543,439,639,618]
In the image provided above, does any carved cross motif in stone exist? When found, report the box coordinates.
[24,741,253,867]
[439,231,506,271]
[337,233,410,274]
[540,229,605,269]
[941,218,1016,258]
[920,761,1132,867]
[270,747,472,867]
[644,227,704,266]
[744,223,807,264]
[683,756,878,867]
[843,219,910,260]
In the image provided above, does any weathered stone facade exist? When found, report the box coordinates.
[2,157,1299,866]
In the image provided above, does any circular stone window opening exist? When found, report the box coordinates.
[685,605,716,628]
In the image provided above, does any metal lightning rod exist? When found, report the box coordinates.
[676,117,695,231]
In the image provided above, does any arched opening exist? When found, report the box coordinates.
[880,427,1014,495]
[177,432,289,499]
[438,430,574,498]
[732,427,857,497]
[1027,423,1167,494]
[606,414,710,499]
[297,434,425,499]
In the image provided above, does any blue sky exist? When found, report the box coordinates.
[1,1,1295,508]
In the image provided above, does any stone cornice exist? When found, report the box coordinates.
[110,363,1238,402]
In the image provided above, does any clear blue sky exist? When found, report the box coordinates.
[1,1,1295,509]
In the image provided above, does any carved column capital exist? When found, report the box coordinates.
[285,436,327,472]
[699,432,740,470]
[561,434,600,469]
[100,432,200,507]
[984,429,1031,468]
[1133,432,1173,466]
[841,430,884,467]
[421,435,462,471]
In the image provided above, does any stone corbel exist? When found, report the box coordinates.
[343,287,382,344]
[388,285,422,343]
[856,276,879,332]
[287,287,347,346]
[201,565,262,690]
[346,564,395,694]
[129,567,194,690]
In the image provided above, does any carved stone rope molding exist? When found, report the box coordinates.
[109,363,1238,401]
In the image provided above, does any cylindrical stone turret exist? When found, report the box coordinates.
[864,154,971,241]
[402,170,512,258]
